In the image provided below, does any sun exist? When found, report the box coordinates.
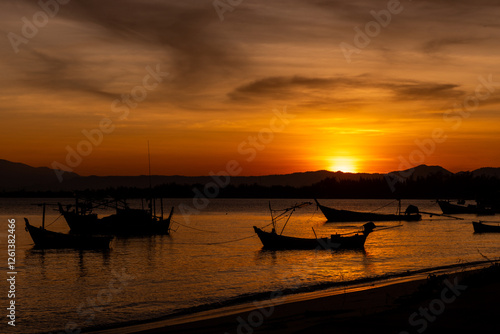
[328,157,358,173]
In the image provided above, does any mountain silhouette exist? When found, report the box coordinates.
[387,164,454,180]
[0,159,79,191]
[470,167,500,179]
[0,159,498,192]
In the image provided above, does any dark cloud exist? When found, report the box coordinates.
[7,0,248,97]
[422,38,478,54]
[390,82,464,101]
[228,75,465,104]
[2,0,500,113]
[25,50,117,99]
[228,76,354,101]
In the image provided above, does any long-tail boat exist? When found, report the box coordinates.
[438,200,495,215]
[24,204,112,249]
[59,146,175,236]
[315,199,421,222]
[253,202,376,250]
[58,197,174,236]
[472,221,500,233]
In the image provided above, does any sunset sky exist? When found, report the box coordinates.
[1,0,500,176]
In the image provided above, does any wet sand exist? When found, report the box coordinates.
[86,263,500,334]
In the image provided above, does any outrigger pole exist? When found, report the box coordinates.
[312,227,318,239]
[279,206,295,235]
[269,202,275,230]
[270,202,312,235]
[31,203,59,230]
[419,211,464,220]
[147,140,156,220]
[42,203,46,230]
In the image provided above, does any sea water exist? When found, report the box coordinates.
[0,198,498,333]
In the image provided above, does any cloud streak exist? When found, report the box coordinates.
[228,75,465,105]
[1,0,500,175]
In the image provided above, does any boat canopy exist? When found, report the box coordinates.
[405,205,419,215]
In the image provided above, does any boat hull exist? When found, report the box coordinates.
[253,226,368,250]
[438,201,477,214]
[438,201,496,215]
[315,200,421,222]
[472,221,500,233]
[25,219,112,249]
[60,206,173,236]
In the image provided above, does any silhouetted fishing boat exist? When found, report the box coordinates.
[438,200,478,214]
[59,144,176,236]
[25,219,112,249]
[252,202,376,250]
[438,200,495,215]
[253,223,376,250]
[58,198,174,236]
[472,221,500,233]
[476,197,500,214]
[314,199,421,222]
[24,204,112,249]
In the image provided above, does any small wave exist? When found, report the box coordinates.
[78,260,493,333]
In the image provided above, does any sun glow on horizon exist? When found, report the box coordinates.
[328,157,358,173]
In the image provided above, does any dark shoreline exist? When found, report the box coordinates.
[3,167,500,199]
[74,260,498,334]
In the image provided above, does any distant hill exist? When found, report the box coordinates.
[0,160,383,191]
[0,159,80,191]
[36,170,379,190]
[388,164,454,180]
[470,167,500,179]
[1,159,499,193]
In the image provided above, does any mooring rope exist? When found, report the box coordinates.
[170,219,220,233]
[204,234,258,245]
[369,199,398,213]
[303,204,318,225]
[190,206,320,245]
[419,211,464,220]
[170,221,275,245]
[45,214,63,228]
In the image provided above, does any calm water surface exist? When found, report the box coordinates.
[0,198,498,333]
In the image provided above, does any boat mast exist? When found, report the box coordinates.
[270,202,312,235]
[42,203,46,230]
[148,141,156,220]
[160,198,164,221]
[279,206,295,235]
[269,202,276,230]
[312,226,318,239]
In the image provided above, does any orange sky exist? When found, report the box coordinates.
[1,0,500,176]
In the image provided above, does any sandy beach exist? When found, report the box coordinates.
[85,262,500,334]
